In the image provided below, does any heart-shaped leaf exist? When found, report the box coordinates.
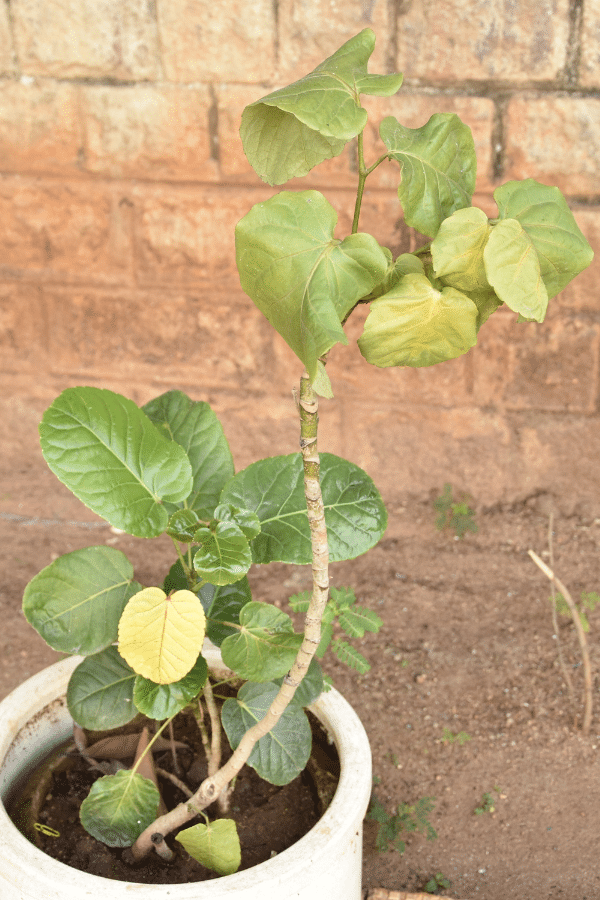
[240,28,402,184]
[213,503,261,540]
[483,218,548,322]
[358,273,478,367]
[80,769,160,847]
[431,206,493,293]
[23,546,140,655]
[222,682,312,785]
[236,190,389,382]
[176,819,241,876]
[220,452,387,564]
[193,521,252,586]
[133,653,209,719]
[380,113,476,237]
[494,179,594,298]
[143,390,234,520]
[40,387,193,538]
[220,602,302,681]
[67,646,137,730]
[118,588,206,684]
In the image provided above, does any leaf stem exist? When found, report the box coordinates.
[351,131,388,234]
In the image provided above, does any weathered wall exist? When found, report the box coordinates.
[1,1,599,519]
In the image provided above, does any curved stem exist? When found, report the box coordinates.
[130,370,330,860]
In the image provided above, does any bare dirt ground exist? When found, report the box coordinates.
[1,447,600,900]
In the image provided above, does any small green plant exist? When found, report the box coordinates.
[424,872,453,894]
[367,794,437,853]
[440,727,471,745]
[474,787,500,815]
[553,591,600,633]
[434,484,478,538]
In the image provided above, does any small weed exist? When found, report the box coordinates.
[440,727,471,746]
[434,484,477,538]
[424,871,453,894]
[367,794,437,854]
[553,590,600,633]
[474,787,500,815]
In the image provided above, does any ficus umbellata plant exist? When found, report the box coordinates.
[22,28,592,876]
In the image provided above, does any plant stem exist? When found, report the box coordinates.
[129,370,330,860]
[528,549,592,735]
[351,130,388,234]
[547,514,575,706]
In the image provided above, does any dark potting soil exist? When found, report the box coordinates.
[9,708,339,885]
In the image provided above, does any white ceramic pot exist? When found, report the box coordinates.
[0,654,372,900]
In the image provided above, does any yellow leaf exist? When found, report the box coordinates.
[118,587,206,684]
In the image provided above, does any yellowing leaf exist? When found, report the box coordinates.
[118,587,206,684]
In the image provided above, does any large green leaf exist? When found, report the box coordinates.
[483,218,549,322]
[118,588,206,684]
[494,179,594,299]
[133,653,209,719]
[240,28,402,184]
[176,819,241,876]
[220,452,387,564]
[193,521,253,586]
[220,602,303,681]
[380,113,476,237]
[66,646,137,729]
[143,390,234,520]
[22,546,140,656]
[358,273,478,367]
[80,769,160,847]
[222,682,312,785]
[40,388,193,538]
[236,190,388,382]
[200,578,253,647]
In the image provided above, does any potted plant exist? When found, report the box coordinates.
[0,28,593,898]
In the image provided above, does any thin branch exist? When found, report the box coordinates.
[547,514,575,705]
[528,549,593,736]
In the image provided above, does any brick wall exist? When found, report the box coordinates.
[1,1,599,520]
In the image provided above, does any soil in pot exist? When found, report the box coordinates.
[8,707,339,885]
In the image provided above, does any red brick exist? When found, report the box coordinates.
[395,0,570,83]
[0,283,47,373]
[473,307,600,413]
[504,96,600,196]
[0,80,81,175]
[159,0,276,83]
[0,177,133,282]
[81,85,218,182]
[581,0,600,88]
[0,3,15,74]
[12,0,160,79]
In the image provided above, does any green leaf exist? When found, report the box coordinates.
[40,387,193,538]
[494,179,594,298]
[236,190,389,382]
[133,653,209,719]
[331,639,371,674]
[329,585,357,610]
[273,656,324,707]
[67,646,137,729]
[431,206,492,293]
[240,28,402,184]
[22,546,141,656]
[79,769,160,847]
[222,682,312,785]
[167,508,203,543]
[213,503,261,540]
[380,113,476,237]
[201,578,253,647]
[483,218,549,322]
[142,390,234,520]
[220,601,303,681]
[176,819,241,876]
[338,605,383,637]
[358,273,478,368]
[193,521,252,586]
[118,587,206,684]
[220,452,387,564]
